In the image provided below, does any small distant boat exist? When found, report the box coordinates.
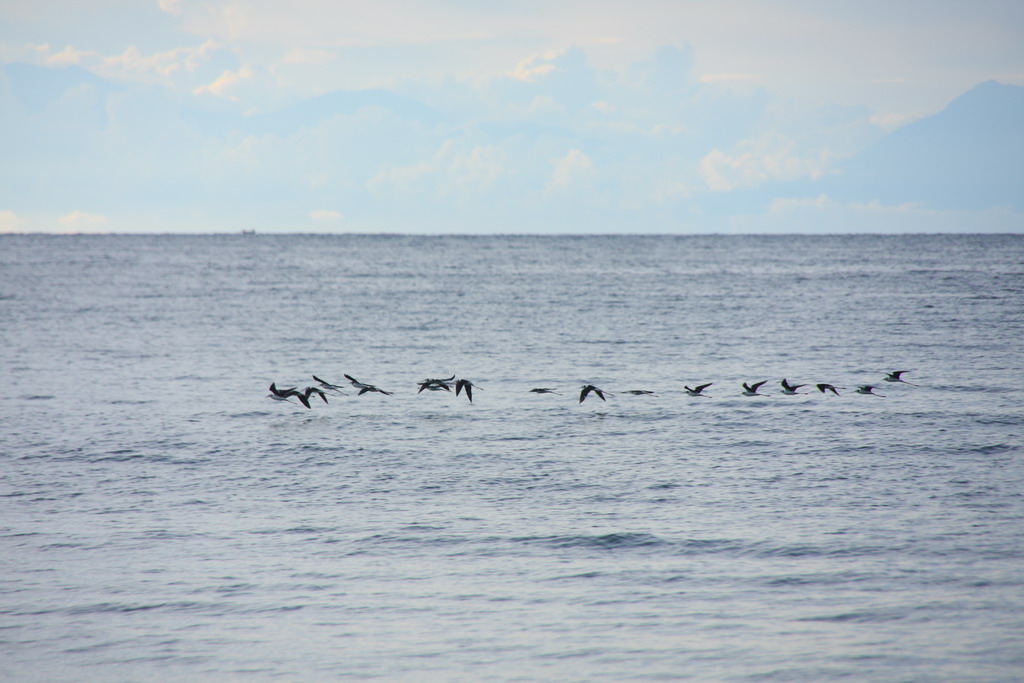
[241,229,255,235]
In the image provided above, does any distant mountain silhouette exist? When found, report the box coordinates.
[823,81,1024,211]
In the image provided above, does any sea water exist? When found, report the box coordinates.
[2,234,1022,681]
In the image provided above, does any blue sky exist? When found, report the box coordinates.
[1,0,1022,233]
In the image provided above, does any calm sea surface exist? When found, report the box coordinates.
[2,234,1023,681]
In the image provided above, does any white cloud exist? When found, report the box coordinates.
[310,209,342,221]
[546,149,594,194]
[869,111,921,132]
[368,139,455,194]
[743,194,1024,233]
[58,211,108,232]
[159,0,183,16]
[0,210,23,233]
[508,52,561,82]
[46,44,92,66]
[193,65,254,99]
[700,133,829,192]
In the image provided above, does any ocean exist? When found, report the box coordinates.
[2,233,1022,681]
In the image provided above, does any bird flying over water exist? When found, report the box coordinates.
[816,383,843,395]
[269,382,311,408]
[312,375,349,394]
[304,386,329,404]
[685,383,712,397]
[855,385,885,396]
[883,370,916,385]
[417,378,452,393]
[344,374,393,395]
[742,380,768,396]
[455,379,479,403]
[622,389,656,395]
[780,379,806,395]
[579,384,608,403]
[530,388,562,395]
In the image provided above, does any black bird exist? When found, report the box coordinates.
[269,383,311,408]
[417,379,452,393]
[455,378,479,403]
[579,384,608,403]
[344,374,393,395]
[304,386,329,404]
[622,389,656,395]
[312,375,349,394]
[780,378,806,395]
[816,383,843,395]
[685,383,712,397]
[530,388,562,395]
[742,380,768,396]
[883,370,916,385]
[855,385,885,396]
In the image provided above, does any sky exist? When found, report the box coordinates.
[1,0,1023,233]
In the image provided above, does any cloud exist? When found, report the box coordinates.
[546,149,594,194]
[508,52,560,82]
[741,193,1024,233]
[58,210,108,232]
[193,65,254,99]
[4,39,237,93]
[700,133,829,191]
[368,139,455,195]
[310,209,342,221]
[46,44,93,66]
[0,210,23,233]
[159,0,183,16]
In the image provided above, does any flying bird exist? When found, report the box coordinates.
[685,383,712,397]
[530,388,562,395]
[621,389,656,395]
[303,386,329,404]
[312,375,349,394]
[780,378,806,395]
[816,383,843,395]
[883,370,916,385]
[855,385,885,396]
[455,379,479,403]
[742,380,768,396]
[417,379,452,393]
[579,384,608,403]
[268,382,311,408]
[344,374,393,395]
